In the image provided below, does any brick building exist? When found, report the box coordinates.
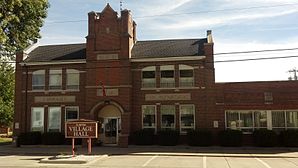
[14,4,298,147]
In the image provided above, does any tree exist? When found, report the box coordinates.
[0,0,49,58]
[0,59,14,127]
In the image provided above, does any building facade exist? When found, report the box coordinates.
[14,4,298,147]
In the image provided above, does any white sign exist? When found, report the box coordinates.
[145,93,191,101]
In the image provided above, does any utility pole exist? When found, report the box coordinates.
[120,0,123,11]
[288,68,298,80]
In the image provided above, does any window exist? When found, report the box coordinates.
[31,107,44,132]
[49,69,62,90]
[286,111,298,128]
[160,65,175,88]
[32,70,45,90]
[65,106,79,121]
[254,111,267,128]
[179,65,194,87]
[142,105,156,130]
[48,107,61,132]
[142,66,156,88]
[226,110,298,132]
[180,105,195,133]
[226,110,253,133]
[272,111,285,129]
[161,105,175,129]
[66,69,80,90]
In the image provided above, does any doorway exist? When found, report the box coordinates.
[97,105,121,145]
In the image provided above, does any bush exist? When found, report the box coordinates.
[187,129,213,146]
[219,130,242,147]
[133,129,155,145]
[280,130,298,147]
[158,130,179,146]
[18,132,42,145]
[42,132,65,145]
[253,129,277,147]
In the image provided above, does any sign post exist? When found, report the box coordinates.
[65,119,98,156]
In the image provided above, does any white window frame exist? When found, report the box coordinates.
[65,106,79,121]
[31,107,44,132]
[179,65,194,87]
[225,110,254,133]
[66,69,80,90]
[160,105,176,129]
[179,104,195,134]
[48,107,61,132]
[32,70,45,90]
[160,65,175,88]
[142,105,157,130]
[141,66,156,88]
[225,110,298,133]
[49,69,62,90]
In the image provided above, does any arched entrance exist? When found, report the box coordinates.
[97,105,121,145]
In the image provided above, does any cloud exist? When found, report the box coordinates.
[158,8,298,30]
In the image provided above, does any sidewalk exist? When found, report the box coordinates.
[1,144,298,158]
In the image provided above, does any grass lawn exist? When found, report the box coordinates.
[0,137,12,145]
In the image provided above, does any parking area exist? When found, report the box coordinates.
[1,146,298,168]
[90,154,298,168]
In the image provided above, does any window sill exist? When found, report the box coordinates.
[141,87,200,91]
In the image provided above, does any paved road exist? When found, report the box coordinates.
[0,145,298,168]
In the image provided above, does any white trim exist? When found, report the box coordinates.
[141,87,201,91]
[131,56,206,62]
[20,60,86,66]
[85,85,132,89]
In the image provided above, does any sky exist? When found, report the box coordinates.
[39,0,298,82]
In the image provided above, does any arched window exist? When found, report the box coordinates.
[142,66,156,88]
[179,65,194,87]
[66,69,80,90]
[32,70,45,90]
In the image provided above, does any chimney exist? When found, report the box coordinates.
[207,30,213,43]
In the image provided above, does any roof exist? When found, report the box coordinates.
[131,38,207,58]
[24,38,207,62]
[24,43,86,62]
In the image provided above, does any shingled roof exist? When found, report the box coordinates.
[24,43,86,62]
[24,38,207,62]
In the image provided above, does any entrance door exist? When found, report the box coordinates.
[103,118,118,144]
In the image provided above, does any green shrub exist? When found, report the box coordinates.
[42,132,65,145]
[133,129,155,145]
[158,130,179,146]
[18,132,42,145]
[253,129,277,147]
[219,130,242,147]
[280,130,298,147]
[187,129,213,146]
